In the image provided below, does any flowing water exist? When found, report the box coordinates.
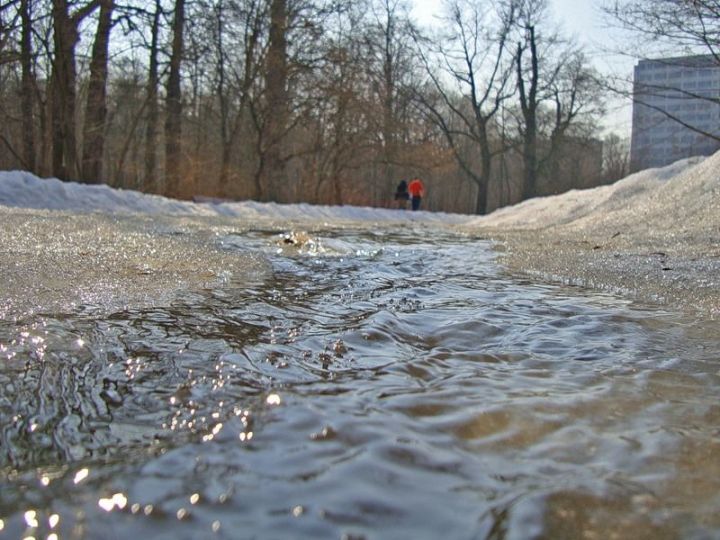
[1,223,719,539]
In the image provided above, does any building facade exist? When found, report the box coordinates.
[630,55,720,171]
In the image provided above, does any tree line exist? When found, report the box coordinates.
[0,0,630,214]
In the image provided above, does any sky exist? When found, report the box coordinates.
[410,0,635,136]
[411,0,625,61]
[551,0,608,46]
[550,0,636,134]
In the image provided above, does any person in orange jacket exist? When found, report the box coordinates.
[407,178,425,211]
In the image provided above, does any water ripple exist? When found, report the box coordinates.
[1,225,719,538]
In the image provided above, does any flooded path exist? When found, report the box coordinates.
[1,223,719,539]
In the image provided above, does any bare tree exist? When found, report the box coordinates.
[50,0,100,180]
[143,0,162,191]
[259,0,288,201]
[540,49,605,187]
[164,0,184,198]
[363,0,416,200]
[20,0,36,171]
[602,132,629,183]
[0,0,606,210]
[415,0,517,214]
[373,0,401,189]
[80,0,114,183]
[605,1,720,143]
[515,8,541,200]
[0,1,20,65]
[209,0,266,198]
[309,3,372,204]
[250,0,350,202]
[606,0,720,60]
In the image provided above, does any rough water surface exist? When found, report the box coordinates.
[1,218,718,539]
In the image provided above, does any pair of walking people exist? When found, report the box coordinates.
[394,178,425,211]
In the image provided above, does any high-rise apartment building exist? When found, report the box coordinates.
[630,55,720,171]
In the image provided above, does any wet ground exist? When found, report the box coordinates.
[1,216,719,539]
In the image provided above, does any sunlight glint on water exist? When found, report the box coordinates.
[0,225,718,539]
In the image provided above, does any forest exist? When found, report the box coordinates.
[0,0,629,214]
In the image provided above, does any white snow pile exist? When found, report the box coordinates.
[0,170,471,225]
[468,153,718,233]
[0,149,718,234]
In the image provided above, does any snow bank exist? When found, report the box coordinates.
[0,150,717,235]
[0,170,471,225]
[0,170,215,216]
[467,155,710,231]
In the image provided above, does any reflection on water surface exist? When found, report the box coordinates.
[1,224,718,539]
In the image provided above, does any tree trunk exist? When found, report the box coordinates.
[20,0,35,171]
[215,0,230,197]
[144,0,161,192]
[165,0,185,199]
[50,0,99,180]
[381,2,397,193]
[331,136,343,205]
[262,0,288,202]
[523,116,537,199]
[476,133,491,215]
[517,26,539,201]
[51,0,77,180]
[80,0,114,184]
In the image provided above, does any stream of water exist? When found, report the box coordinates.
[1,224,718,539]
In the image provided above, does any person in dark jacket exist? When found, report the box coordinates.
[394,179,410,209]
